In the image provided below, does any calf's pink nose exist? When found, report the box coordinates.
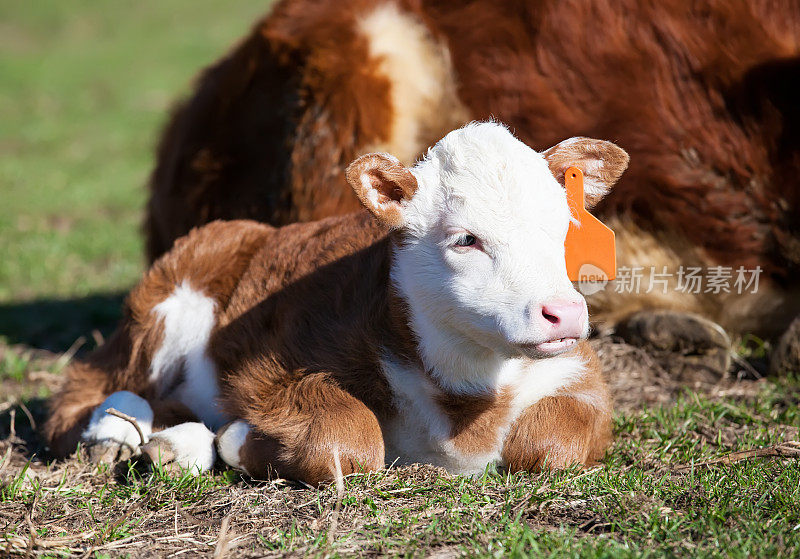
[539,300,586,338]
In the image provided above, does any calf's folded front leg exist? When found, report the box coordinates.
[216,374,385,485]
[501,394,613,472]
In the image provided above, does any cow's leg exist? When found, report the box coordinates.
[614,310,732,379]
[45,329,204,464]
[140,422,217,474]
[771,315,800,375]
[70,390,214,472]
[80,391,154,463]
[502,395,613,472]
[44,326,139,460]
[215,375,385,484]
[81,392,216,473]
[80,392,211,468]
[141,400,217,474]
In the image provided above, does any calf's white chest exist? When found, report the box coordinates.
[379,354,586,475]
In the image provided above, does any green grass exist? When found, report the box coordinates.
[1,1,799,557]
[1,384,798,556]
[0,350,29,382]
[0,0,270,350]
[0,0,267,303]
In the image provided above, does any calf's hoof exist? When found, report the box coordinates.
[615,310,731,381]
[80,391,154,465]
[85,440,138,464]
[140,422,216,474]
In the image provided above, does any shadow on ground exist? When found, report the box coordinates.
[0,292,126,354]
[0,397,48,459]
[0,295,127,461]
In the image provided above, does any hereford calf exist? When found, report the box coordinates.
[46,123,625,483]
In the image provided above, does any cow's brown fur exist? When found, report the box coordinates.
[143,0,800,336]
[217,377,386,482]
[435,389,513,457]
[502,343,612,471]
[46,206,612,483]
[144,0,392,260]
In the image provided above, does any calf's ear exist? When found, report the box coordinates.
[346,153,418,228]
[542,137,629,208]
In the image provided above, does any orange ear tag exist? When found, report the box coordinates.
[564,167,616,281]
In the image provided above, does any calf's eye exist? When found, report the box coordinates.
[454,234,477,247]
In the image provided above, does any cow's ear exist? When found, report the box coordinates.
[542,137,629,208]
[346,153,418,228]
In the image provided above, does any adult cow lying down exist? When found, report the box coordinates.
[46,123,627,482]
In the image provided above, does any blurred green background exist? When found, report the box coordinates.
[0,0,270,350]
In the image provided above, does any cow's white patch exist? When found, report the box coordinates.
[357,3,469,165]
[147,422,216,473]
[215,420,251,471]
[81,391,153,447]
[500,354,587,415]
[150,281,229,430]
[380,357,451,468]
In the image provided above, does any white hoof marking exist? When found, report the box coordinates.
[215,420,251,471]
[147,422,216,473]
[81,391,154,447]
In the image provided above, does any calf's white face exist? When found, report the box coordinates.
[347,122,628,366]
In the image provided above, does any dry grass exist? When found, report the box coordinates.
[1,339,799,557]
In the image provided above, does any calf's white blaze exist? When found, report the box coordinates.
[393,123,588,394]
